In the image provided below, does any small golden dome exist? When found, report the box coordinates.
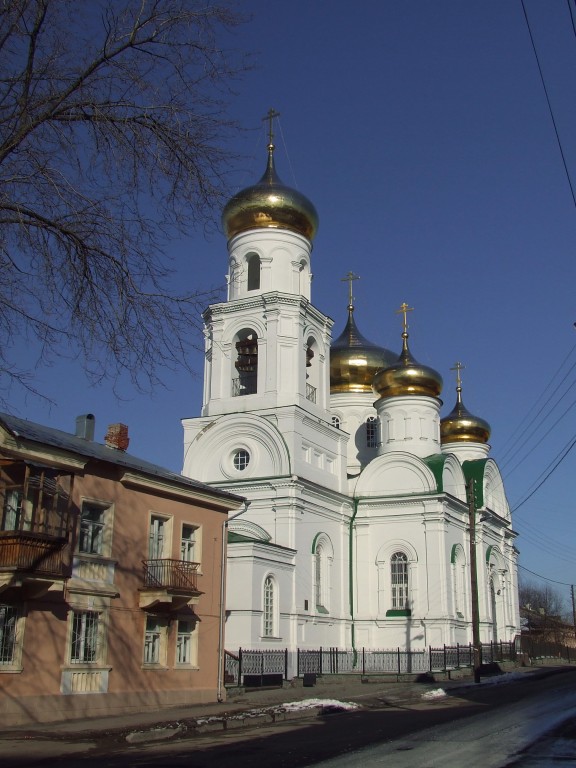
[330,307,396,394]
[372,304,442,399]
[440,371,490,444]
[222,143,319,241]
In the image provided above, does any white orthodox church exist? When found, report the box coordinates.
[182,126,520,653]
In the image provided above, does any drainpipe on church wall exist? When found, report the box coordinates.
[217,501,250,702]
[348,498,360,663]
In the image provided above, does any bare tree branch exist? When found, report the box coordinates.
[0,0,249,402]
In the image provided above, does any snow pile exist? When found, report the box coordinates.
[421,688,447,700]
[281,698,360,711]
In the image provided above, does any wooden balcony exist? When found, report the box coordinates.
[0,530,70,596]
[139,558,203,611]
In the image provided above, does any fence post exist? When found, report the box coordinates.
[362,647,366,676]
[397,647,401,675]
[429,646,432,672]
[319,647,323,676]
[456,643,460,669]
[285,648,288,681]
[238,648,243,685]
[443,644,447,672]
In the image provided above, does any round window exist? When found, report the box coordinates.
[233,449,250,471]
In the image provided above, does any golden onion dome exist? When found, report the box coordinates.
[330,306,396,394]
[372,304,443,399]
[440,368,491,444]
[222,143,319,241]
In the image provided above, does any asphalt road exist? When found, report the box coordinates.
[4,668,576,768]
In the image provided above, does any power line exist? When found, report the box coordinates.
[518,562,573,588]
[521,0,576,208]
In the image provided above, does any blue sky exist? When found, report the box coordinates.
[8,1,576,598]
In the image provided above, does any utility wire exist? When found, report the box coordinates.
[518,562,573,588]
[512,433,576,512]
[521,0,576,208]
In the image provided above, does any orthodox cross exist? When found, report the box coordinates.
[396,302,414,334]
[263,108,280,146]
[450,361,465,388]
[341,271,359,309]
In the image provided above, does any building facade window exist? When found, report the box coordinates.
[331,416,341,429]
[144,617,163,665]
[149,515,168,560]
[79,503,106,555]
[176,619,198,666]
[366,416,378,448]
[70,610,100,663]
[2,489,23,531]
[390,552,409,609]
[181,525,197,562]
[247,253,261,291]
[263,576,276,637]
[233,449,250,471]
[0,605,18,665]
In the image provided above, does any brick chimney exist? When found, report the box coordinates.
[104,423,130,451]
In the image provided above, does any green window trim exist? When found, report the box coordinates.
[386,609,412,617]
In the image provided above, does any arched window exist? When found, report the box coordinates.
[391,552,409,609]
[366,416,377,448]
[305,338,318,403]
[233,331,258,396]
[247,253,261,291]
[263,576,276,637]
[331,416,341,429]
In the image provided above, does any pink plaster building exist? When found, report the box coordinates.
[0,413,243,726]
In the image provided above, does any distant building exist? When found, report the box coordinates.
[0,413,243,726]
[182,128,520,656]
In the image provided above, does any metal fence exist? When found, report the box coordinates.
[224,648,288,687]
[224,641,518,687]
[297,643,516,676]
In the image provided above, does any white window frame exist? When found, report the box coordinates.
[391,552,409,610]
[78,499,114,559]
[180,523,201,567]
[262,575,278,638]
[366,416,378,448]
[143,616,168,667]
[70,610,101,664]
[148,514,172,560]
[176,618,198,667]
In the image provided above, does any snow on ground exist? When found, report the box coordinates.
[421,688,447,700]
[280,699,360,712]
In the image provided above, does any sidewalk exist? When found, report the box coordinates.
[0,664,572,765]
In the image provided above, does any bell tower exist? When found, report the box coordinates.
[200,110,332,418]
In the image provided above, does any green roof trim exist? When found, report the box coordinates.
[462,459,488,508]
[486,544,494,564]
[450,543,458,564]
[228,531,259,544]
[422,454,447,492]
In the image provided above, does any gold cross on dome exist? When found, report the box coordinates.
[396,302,414,334]
[263,108,280,145]
[450,361,465,389]
[341,271,359,308]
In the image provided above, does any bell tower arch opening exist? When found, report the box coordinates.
[233,330,258,396]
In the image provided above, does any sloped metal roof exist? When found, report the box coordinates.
[0,412,243,505]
